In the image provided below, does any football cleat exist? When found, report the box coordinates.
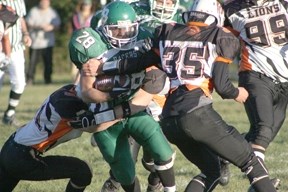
[2,114,21,127]
[101,177,121,192]
[219,158,230,186]
[146,182,163,192]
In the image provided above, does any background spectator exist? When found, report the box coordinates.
[25,0,61,85]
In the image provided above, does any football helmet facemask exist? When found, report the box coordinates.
[101,1,138,50]
[149,0,179,22]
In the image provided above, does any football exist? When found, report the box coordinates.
[93,74,130,92]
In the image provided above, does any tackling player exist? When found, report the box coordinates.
[0,84,94,192]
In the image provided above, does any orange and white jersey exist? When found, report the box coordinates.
[153,22,239,97]
[14,84,89,153]
[224,0,288,82]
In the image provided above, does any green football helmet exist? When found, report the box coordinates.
[101,1,139,50]
[149,0,179,22]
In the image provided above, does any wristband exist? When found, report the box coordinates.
[121,101,131,118]
[102,60,120,74]
[94,109,116,124]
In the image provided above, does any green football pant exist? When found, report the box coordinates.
[93,111,173,185]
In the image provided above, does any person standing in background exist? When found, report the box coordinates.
[0,0,32,127]
[69,0,94,84]
[25,0,61,85]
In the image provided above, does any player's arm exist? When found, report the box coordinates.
[212,60,239,99]
[212,31,248,103]
[82,45,161,76]
[68,68,166,132]
[69,87,154,132]
[80,59,111,103]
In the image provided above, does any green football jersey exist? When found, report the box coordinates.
[68,26,152,105]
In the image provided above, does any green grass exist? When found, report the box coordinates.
[1,74,288,192]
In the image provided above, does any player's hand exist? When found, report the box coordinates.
[135,38,152,54]
[68,108,116,129]
[68,110,97,129]
[234,87,248,103]
[82,58,101,76]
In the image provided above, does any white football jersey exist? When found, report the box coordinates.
[224,0,288,82]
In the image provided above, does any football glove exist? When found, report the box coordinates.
[68,107,116,129]
[135,38,152,54]
[68,110,96,129]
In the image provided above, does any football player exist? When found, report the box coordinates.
[86,0,279,191]
[89,1,182,191]
[223,0,288,190]
[0,84,94,192]
[69,2,176,192]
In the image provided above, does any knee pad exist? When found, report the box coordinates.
[142,158,155,172]
[154,151,176,171]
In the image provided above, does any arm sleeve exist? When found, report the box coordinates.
[102,49,161,75]
[212,61,239,99]
[55,97,89,119]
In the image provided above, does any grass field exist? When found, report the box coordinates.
[1,74,288,192]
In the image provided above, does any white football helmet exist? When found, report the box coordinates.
[149,0,179,22]
[183,0,225,26]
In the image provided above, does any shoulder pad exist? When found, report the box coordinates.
[69,27,108,69]
[216,28,240,62]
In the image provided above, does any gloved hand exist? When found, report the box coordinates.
[135,37,152,54]
[68,110,97,129]
[68,106,116,129]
